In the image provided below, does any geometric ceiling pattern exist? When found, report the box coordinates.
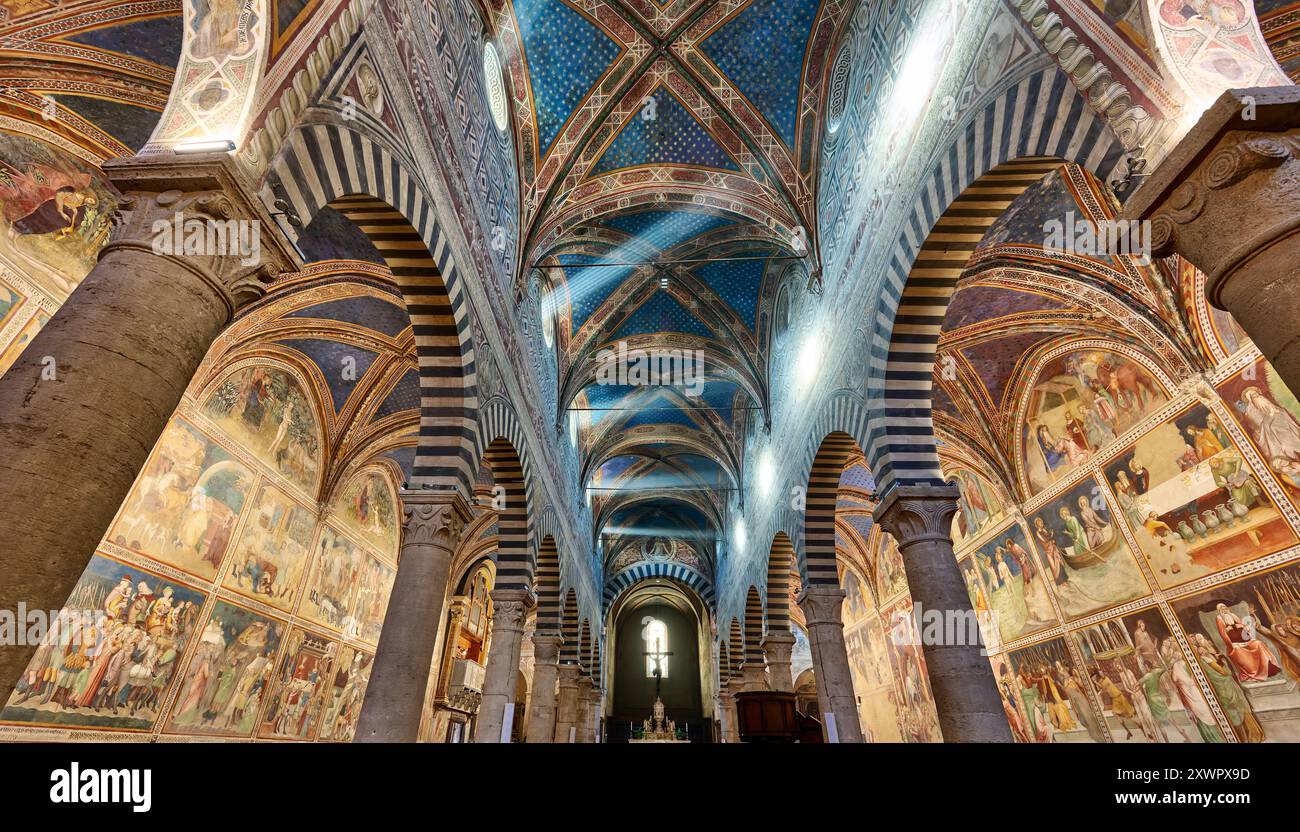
[495,0,851,573]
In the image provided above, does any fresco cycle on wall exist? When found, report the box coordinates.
[950,467,1006,548]
[1217,356,1300,507]
[0,554,207,732]
[960,522,1058,645]
[992,636,1103,743]
[300,526,396,645]
[842,565,906,742]
[220,480,316,610]
[109,417,254,581]
[1170,563,1300,743]
[166,600,283,738]
[1104,402,1296,589]
[1074,607,1223,743]
[1022,348,1169,494]
[201,366,322,494]
[257,628,337,740]
[1026,477,1150,618]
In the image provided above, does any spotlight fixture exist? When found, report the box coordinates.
[174,139,236,154]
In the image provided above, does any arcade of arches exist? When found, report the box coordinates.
[2,0,1300,745]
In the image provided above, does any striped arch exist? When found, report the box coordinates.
[578,620,592,677]
[476,397,538,543]
[743,587,764,669]
[865,67,1128,495]
[263,122,479,494]
[483,437,531,593]
[560,589,580,666]
[727,618,743,682]
[803,431,859,587]
[719,640,731,682]
[602,562,715,611]
[765,532,794,632]
[591,639,603,690]
[535,535,561,637]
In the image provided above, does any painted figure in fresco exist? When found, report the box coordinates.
[1004,537,1035,583]
[1214,603,1281,682]
[1127,457,1151,494]
[1208,453,1262,509]
[1254,614,1300,683]
[1076,496,1109,549]
[190,0,252,61]
[1059,662,1104,742]
[1091,670,1143,740]
[1159,639,1224,743]
[1186,423,1226,460]
[1058,506,1091,555]
[1237,386,1300,478]
[0,159,98,239]
[1188,632,1265,742]
[1032,516,1065,582]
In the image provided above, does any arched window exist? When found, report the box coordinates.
[642,616,669,678]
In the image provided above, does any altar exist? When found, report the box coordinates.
[628,696,689,743]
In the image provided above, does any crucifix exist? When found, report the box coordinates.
[644,642,673,698]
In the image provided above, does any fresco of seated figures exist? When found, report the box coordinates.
[1170,563,1300,742]
[107,417,253,581]
[0,554,206,732]
[991,636,1104,743]
[300,527,396,645]
[166,600,283,737]
[1074,608,1223,743]
[219,480,316,610]
[841,565,908,742]
[1026,478,1150,618]
[960,523,1058,646]
[200,365,322,494]
[1022,348,1169,494]
[1104,402,1296,589]
[1217,355,1300,505]
[318,646,374,742]
[949,467,1006,548]
[258,628,337,740]
[332,470,399,556]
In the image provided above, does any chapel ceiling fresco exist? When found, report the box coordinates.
[489,0,851,566]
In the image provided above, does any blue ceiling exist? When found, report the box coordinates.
[611,290,712,340]
[589,86,740,176]
[514,0,623,155]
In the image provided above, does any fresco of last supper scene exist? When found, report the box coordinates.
[3,0,1300,754]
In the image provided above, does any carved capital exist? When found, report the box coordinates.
[576,675,595,695]
[760,629,796,659]
[556,663,581,687]
[531,633,563,663]
[102,153,301,313]
[488,588,532,631]
[874,484,960,548]
[399,490,472,549]
[1124,87,1300,306]
[796,584,846,627]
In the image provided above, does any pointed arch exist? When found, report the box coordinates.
[535,535,561,637]
[727,618,743,682]
[743,586,764,669]
[483,437,531,593]
[804,431,860,587]
[263,122,479,496]
[765,532,794,633]
[560,589,581,666]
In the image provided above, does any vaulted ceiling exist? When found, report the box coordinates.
[498,0,848,569]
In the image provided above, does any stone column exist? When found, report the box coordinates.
[525,634,562,743]
[1125,87,1300,395]
[875,485,1011,742]
[719,679,741,743]
[553,663,581,742]
[761,630,796,692]
[740,661,769,692]
[356,491,471,742]
[475,588,532,743]
[0,153,298,698]
[798,585,864,743]
[573,675,594,743]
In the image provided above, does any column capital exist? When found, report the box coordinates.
[760,629,796,650]
[557,663,581,686]
[874,484,960,547]
[796,584,846,627]
[489,588,533,631]
[531,633,563,662]
[576,674,595,695]
[101,153,302,313]
[1123,86,1300,303]
[399,490,473,548]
